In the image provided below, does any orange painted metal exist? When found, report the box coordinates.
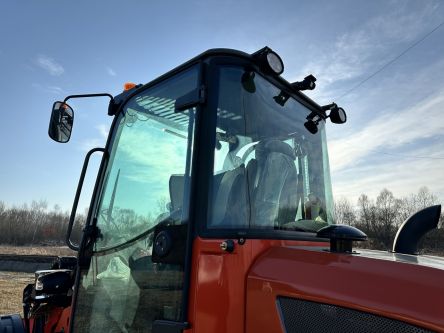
[51,306,71,333]
[246,247,444,332]
[27,305,71,333]
[31,238,444,333]
[186,237,326,333]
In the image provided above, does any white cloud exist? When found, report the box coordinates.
[78,125,110,152]
[328,90,444,172]
[332,142,444,204]
[31,83,66,95]
[106,66,117,76]
[79,138,105,152]
[35,54,64,76]
[295,2,441,102]
[96,124,109,139]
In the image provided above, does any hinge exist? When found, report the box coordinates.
[83,224,103,241]
[78,222,102,268]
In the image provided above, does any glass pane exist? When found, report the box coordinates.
[208,67,334,233]
[73,67,198,333]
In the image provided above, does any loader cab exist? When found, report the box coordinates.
[50,48,340,333]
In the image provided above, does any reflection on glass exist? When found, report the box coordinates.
[73,66,198,332]
[49,102,74,143]
[209,67,334,232]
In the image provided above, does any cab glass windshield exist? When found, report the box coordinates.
[208,67,334,233]
[73,67,198,333]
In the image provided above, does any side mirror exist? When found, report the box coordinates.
[329,106,347,124]
[48,101,74,143]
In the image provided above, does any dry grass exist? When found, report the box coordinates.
[0,245,75,257]
[0,246,75,315]
[0,271,34,315]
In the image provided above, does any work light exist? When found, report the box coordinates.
[252,47,284,75]
[266,51,284,75]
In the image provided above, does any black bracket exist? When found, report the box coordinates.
[175,85,206,112]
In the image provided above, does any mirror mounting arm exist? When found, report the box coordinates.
[63,93,114,104]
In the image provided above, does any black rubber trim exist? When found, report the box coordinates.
[152,320,189,333]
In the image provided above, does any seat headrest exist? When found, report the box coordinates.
[256,140,295,160]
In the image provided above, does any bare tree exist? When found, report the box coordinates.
[334,197,356,225]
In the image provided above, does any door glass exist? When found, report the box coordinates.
[73,67,198,332]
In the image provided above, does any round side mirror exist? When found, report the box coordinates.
[48,101,74,143]
[329,106,347,124]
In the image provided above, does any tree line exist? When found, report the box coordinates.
[0,200,82,246]
[334,187,444,254]
[0,187,443,254]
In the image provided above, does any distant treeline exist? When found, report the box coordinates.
[0,201,83,246]
[334,187,444,254]
[0,187,443,254]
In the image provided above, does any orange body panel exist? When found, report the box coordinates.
[246,247,444,332]
[51,306,71,333]
[27,305,70,333]
[185,237,326,333]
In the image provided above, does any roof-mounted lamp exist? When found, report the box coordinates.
[252,47,284,76]
[304,103,347,134]
[322,103,347,124]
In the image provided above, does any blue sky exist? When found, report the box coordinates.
[0,0,443,211]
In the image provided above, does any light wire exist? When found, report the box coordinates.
[336,20,444,101]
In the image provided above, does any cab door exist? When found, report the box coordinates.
[71,66,199,333]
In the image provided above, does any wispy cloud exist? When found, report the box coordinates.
[96,124,109,139]
[79,124,110,152]
[328,90,444,172]
[79,138,105,152]
[106,66,116,76]
[35,54,64,76]
[332,142,444,204]
[296,2,441,102]
[31,83,66,95]
[289,2,444,203]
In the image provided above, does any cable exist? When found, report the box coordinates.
[336,20,444,101]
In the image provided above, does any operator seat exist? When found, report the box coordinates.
[246,140,298,227]
[210,165,248,227]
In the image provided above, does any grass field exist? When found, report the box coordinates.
[0,245,75,256]
[0,271,34,315]
[0,246,76,315]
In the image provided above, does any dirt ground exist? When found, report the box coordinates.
[0,246,75,315]
[0,271,34,315]
[0,245,75,256]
